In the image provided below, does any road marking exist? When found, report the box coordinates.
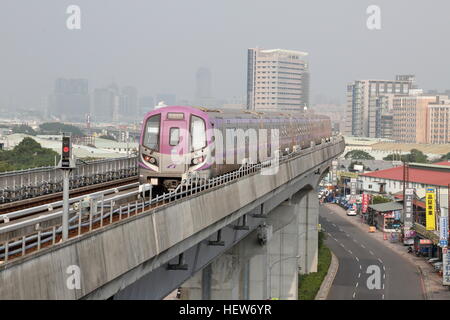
[378,258,383,263]
[355,257,359,262]
[348,250,353,255]
[383,266,386,271]
[332,223,336,227]
[361,244,365,248]
[369,250,374,255]
[383,283,385,290]
[382,294,385,300]
[359,265,362,270]
[352,292,356,299]
[355,282,359,288]
[358,273,361,278]
[383,274,386,279]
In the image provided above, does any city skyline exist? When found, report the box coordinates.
[2,1,450,111]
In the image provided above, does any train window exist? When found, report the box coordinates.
[143,114,161,151]
[169,127,180,146]
[190,115,206,151]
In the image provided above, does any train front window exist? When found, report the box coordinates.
[144,114,161,151]
[190,115,206,151]
[169,127,180,146]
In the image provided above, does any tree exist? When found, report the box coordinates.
[344,150,375,160]
[12,124,36,136]
[39,122,84,136]
[0,137,60,172]
[371,195,391,204]
[383,149,429,163]
[439,152,450,162]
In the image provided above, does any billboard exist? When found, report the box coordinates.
[404,188,414,229]
[443,247,450,286]
[426,188,436,231]
[362,193,371,213]
[331,160,338,185]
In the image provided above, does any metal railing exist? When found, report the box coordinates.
[0,136,344,263]
[0,156,138,204]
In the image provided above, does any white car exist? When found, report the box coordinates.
[346,209,357,216]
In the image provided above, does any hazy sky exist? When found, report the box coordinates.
[1,0,450,109]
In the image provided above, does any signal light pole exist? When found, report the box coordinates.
[58,135,76,241]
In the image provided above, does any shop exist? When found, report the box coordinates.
[368,202,404,232]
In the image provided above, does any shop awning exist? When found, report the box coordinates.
[368,201,404,212]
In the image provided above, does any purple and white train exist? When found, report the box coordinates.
[138,105,332,191]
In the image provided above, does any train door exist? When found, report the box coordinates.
[160,112,188,174]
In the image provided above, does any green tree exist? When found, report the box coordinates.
[439,152,450,162]
[344,150,375,160]
[383,149,429,163]
[39,122,84,136]
[371,195,391,204]
[12,124,36,136]
[0,137,60,172]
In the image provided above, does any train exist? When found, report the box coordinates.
[138,105,332,191]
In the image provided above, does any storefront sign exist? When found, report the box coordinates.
[331,160,338,185]
[440,212,448,247]
[426,188,436,231]
[443,247,450,286]
[419,239,433,245]
[362,193,370,213]
[404,188,414,229]
[350,178,357,196]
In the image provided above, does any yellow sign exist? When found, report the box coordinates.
[425,189,436,231]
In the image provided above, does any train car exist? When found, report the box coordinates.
[138,105,331,191]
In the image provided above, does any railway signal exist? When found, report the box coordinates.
[58,135,76,241]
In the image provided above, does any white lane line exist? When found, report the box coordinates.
[383,283,385,290]
[378,258,383,263]
[327,232,331,237]
[355,257,360,262]
[332,223,337,227]
[359,265,362,270]
[369,250,374,255]
[358,273,361,278]
[361,244,365,248]
[382,294,385,300]
[348,250,353,255]
[355,282,359,288]
[383,266,386,271]
[383,274,386,279]
[352,292,356,299]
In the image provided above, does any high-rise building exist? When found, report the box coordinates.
[139,96,154,116]
[246,48,309,111]
[392,92,437,143]
[48,78,90,121]
[195,67,212,99]
[120,86,139,119]
[344,75,415,137]
[93,84,120,122]
[428,98,450,144]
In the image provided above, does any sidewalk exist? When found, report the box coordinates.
[324,203,450,300]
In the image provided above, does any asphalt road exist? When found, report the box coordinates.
[320,204,425,300]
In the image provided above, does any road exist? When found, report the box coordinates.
[320,204,425,300]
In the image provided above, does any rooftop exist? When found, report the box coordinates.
[368,201,404,212]
[361,161,450,187]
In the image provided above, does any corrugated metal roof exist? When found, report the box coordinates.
[368,201,404,212]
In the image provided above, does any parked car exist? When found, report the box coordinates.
[347,209,357,216]
[427,258,440,264]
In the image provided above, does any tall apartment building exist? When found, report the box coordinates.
[93,84,120,122]
[48,78,90,121]
[392,92,437,143]
[428,98,450,144]
[344,75,415,137]
[247,48,309,111]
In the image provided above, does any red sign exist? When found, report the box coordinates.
[362,194,371,213]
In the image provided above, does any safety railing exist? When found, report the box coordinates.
[0,136,344,264]
[0,156,138,204]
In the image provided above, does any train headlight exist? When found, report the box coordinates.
[191,156,204,165]
[143,155,157,164]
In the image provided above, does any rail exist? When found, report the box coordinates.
[0,136,344,263]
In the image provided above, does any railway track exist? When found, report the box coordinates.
[0,176,138,215]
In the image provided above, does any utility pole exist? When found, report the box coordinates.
[58,135,76,241]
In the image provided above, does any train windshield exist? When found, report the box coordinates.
[190,115,206,151]
[143,114,161,151]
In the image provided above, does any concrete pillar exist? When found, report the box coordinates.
[298,188,319,274]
